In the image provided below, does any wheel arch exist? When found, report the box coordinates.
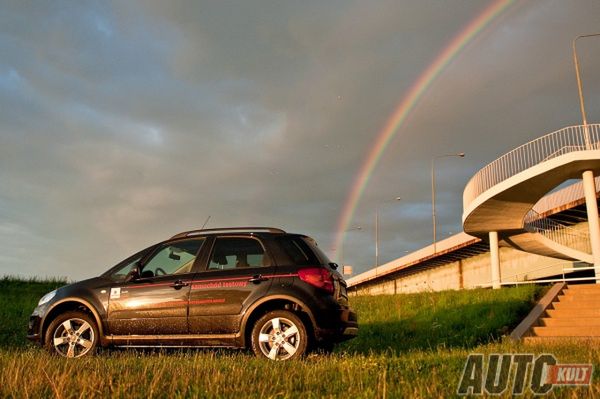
[240,295,316,348]
[41,298,106,345]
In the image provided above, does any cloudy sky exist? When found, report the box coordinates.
[1,0,599,280]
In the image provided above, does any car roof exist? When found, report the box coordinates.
[170,227,289,240]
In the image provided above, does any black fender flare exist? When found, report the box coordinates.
[239,294,317,346]
[41,297,106,344]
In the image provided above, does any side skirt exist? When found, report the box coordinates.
[108,333,242,348]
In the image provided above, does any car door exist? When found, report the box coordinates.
[107,238,206,336]
[188,236,275,334]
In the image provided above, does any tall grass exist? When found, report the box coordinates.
[341,285,543,353]
[0,276,65,347]
[0,343,598,398]
[0,278,596,398]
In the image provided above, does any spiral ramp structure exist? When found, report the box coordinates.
[463,124,600,288]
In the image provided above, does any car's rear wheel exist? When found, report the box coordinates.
[251,310,308,360]
[44,311,98,358]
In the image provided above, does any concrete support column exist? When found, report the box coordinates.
[489,231,501,289]
[458,260,464,290]
[582,170,600,283]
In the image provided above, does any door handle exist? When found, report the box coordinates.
[248,274,269,284]
[170,280,190,289]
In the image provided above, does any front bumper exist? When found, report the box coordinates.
[27,314,42,343]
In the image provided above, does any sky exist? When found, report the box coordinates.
[1,0,599,280]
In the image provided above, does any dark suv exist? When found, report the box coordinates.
[27,227,357,360]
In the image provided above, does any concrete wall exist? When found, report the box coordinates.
[350,246,578,296]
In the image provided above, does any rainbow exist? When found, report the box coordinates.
[333,0,516,261]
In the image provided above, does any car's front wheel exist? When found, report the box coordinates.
[44,311,98,358]
[251,310,308,360]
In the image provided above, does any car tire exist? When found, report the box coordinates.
[44,311,99,358]
[251,310,308,360]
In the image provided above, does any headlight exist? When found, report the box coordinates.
[38,290,57,306]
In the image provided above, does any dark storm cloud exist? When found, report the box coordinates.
[0,0,599,278]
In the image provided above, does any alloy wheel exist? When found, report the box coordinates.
[257,316,301,360]
[52,318,95,358]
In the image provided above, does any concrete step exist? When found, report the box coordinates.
[565,284,600,292]
[552,301,600,310]
[557,293,600,301]
[523,336,600,345]
[562,290,600,297]
[546,308,600,318]
[532,326,600,337]
[540,317,600,327]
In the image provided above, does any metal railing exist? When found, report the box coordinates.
[523,209,591,254]
[532,175,600,214]
[476,261,598,288]
[464,124,600,209]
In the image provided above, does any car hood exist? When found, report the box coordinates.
[57,276,112,294]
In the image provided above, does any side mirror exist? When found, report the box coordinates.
[125,264,141,282]
[329,262,339,270]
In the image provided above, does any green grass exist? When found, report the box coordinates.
[0,276,65,347]
[0,279,598,398]
[342,286,542,353]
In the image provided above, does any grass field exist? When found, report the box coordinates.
[0,278,598,398]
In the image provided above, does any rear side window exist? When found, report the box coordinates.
[301,236,332,264]
[276,236,330,266]
[208,237,267,270]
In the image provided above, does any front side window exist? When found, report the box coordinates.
[103,245,156,281]
[141,238,205,278]
[110,256,142,280]
[208,237,267,270]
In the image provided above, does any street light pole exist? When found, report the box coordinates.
[572,33,600,284]
[573,33,600,148]
[375,197,401,272]
[431,153,464,254]
[339,226,361,269]
[375,207,379,269]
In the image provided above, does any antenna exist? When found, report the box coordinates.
[201,215,211,230]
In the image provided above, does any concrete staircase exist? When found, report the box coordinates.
[523,283,600,343]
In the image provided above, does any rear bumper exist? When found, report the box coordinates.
[315,306,358,343]
[342,327,358,337]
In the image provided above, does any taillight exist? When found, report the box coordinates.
[298,267,334,294]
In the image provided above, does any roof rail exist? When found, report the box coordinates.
[171,227,287,239]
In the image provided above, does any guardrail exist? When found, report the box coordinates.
[476,261,598,288]
[464,124,600,209]
[532,175,600,214]
[523,209,591,254]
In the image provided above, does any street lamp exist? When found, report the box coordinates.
[375,197,402,270]
[339,226,362,270]
[573,33,600,148]
[573,33,600,284]
[431,153,464,253]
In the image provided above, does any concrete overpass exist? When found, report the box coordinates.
[463,124,600,287]
[347,124,600,295]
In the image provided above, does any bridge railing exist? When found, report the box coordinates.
[464,124,600,209]
[532,175,600,214]
[523,209,591,254]
[476,261,598,288]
